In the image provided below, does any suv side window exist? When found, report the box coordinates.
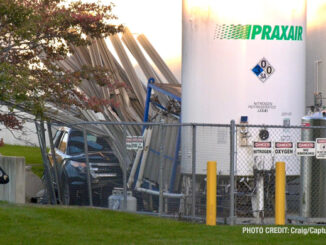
[53,130,63,148]
[58,132,68,153]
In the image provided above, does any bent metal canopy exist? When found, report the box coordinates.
[46,28,180,181]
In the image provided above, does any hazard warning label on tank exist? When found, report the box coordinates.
[274,142,294,155]
[252,58,275,82]
[248,101,276,113]
[253,141,272,155]
[296,141,315,156]
[316,138,326,159]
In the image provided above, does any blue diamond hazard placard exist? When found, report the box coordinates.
[252,58,275,82]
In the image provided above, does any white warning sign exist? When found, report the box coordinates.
[253,141,272,155]
[126,136,144,151]
[274,142,294,155]
[316,138,326,159]
[296,141,316,156]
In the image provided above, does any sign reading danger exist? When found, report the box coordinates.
[274,142,294,155]
[316,138,326,159]
[126,136,144,151]
[296,141,315,156]
[253,141,272,155]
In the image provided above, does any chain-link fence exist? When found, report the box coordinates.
[36,120,326,225]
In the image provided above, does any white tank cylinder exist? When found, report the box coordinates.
[181,0,306,175]
[108,188,137,212]
[182,0,306,125]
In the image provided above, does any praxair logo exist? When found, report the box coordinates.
[214,24,303,41]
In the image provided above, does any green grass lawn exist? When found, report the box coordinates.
[0,144,43,164]
[0,202,325,245]
[0,144,44,177]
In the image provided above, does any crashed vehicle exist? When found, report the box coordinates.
[49,127,122,206]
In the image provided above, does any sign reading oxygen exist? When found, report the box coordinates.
[274,142,294,155]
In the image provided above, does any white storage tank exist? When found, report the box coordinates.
[306,1,326,107]
[181,0,306,175]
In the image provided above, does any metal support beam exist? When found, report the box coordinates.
[230,120,236,225]
[83,128,93,207]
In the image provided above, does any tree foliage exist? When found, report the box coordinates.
[0,0,123,129]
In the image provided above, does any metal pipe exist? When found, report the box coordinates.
[168,125,182,193]
[135,128,153,188]
[315,59,322,94]
[300,155,312,218]
[230,120,236,225]
[123,125,128,211]
[127,129,148,188]
[47,121,62,204]
[66,120,324,129]
[136,187,184,199]
[159,124,165,216]
[83,128,93,206]
[192,125,197,220]
[143,78,154,125]
[36,120,57,205]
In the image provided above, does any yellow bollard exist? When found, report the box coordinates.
[206,161,217,226]
[275,161,286,225]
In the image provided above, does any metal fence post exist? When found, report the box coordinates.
[230,120,236,225]
[123,125,128,211]
[47,121,62,204]
[35,120,57,205]
[83,128,93,207]
[192,124,197,220]
[159,124,165,216]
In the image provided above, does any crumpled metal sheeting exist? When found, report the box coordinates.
[137,34,179,85]
[110,35,146,108]
[143,114,179,189]
[122,28,170,108]
[122,28,161,84]
[47,30,180,174]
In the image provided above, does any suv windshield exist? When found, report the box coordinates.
[68,130,112,155]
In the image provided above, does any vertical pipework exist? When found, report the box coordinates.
[275,161,286,225]
[36,120,56,205]
[315,59,322,94]
[159,124,166,216]
[123,125,128,211]
[230,120,236,225]
[143,78,154,131]
[47,121,62,204]
[169,125,182,192]
[206,161,217,226]
[300,120,312,218]
[192,125,197,220]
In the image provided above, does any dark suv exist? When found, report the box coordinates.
[49,127,122,206]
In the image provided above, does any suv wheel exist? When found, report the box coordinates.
[62,177,75,205]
